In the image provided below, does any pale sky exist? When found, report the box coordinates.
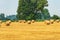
[47,0,60,16]
[0,0,60,16]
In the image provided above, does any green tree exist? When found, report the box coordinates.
[17,0,48,20]
[17,0,35,20]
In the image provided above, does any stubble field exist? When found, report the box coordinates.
[0,22,60,40]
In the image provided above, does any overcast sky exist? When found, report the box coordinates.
[0,0,60,16]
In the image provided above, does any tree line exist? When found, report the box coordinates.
[0,13,59,21]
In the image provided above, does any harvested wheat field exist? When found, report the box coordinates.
[0,21,60,40]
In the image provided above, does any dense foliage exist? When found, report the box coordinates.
[17,0,50,20]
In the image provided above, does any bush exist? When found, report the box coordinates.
[51,15,60,20]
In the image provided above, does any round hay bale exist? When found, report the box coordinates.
[23,20,26,23]
[6,22,10,26]
[8,20,11,24]
[19,20,22,23]
[5,20,11,26]
[56,20,60,23]
[31,20,35,23]
[50,19,54,24]
[27,21,31,24]
[0,21,2,26]
[44,20,50,25]
[0,20,2,24]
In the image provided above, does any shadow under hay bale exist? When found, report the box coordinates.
[6,23,10,26]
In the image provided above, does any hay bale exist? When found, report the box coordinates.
[50,19,54,24]
[0,20,2,26]
[23,20,26,23]
[6,22,10,26]
[19,20,22,23]
[19,20,26,23]
[0,20,2,23]
[6,20,11,26]
[44,20,50,25]
[56,20,60,23]
[8,20,11,24]
[31,20,35,23]
[27,21,31,24]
